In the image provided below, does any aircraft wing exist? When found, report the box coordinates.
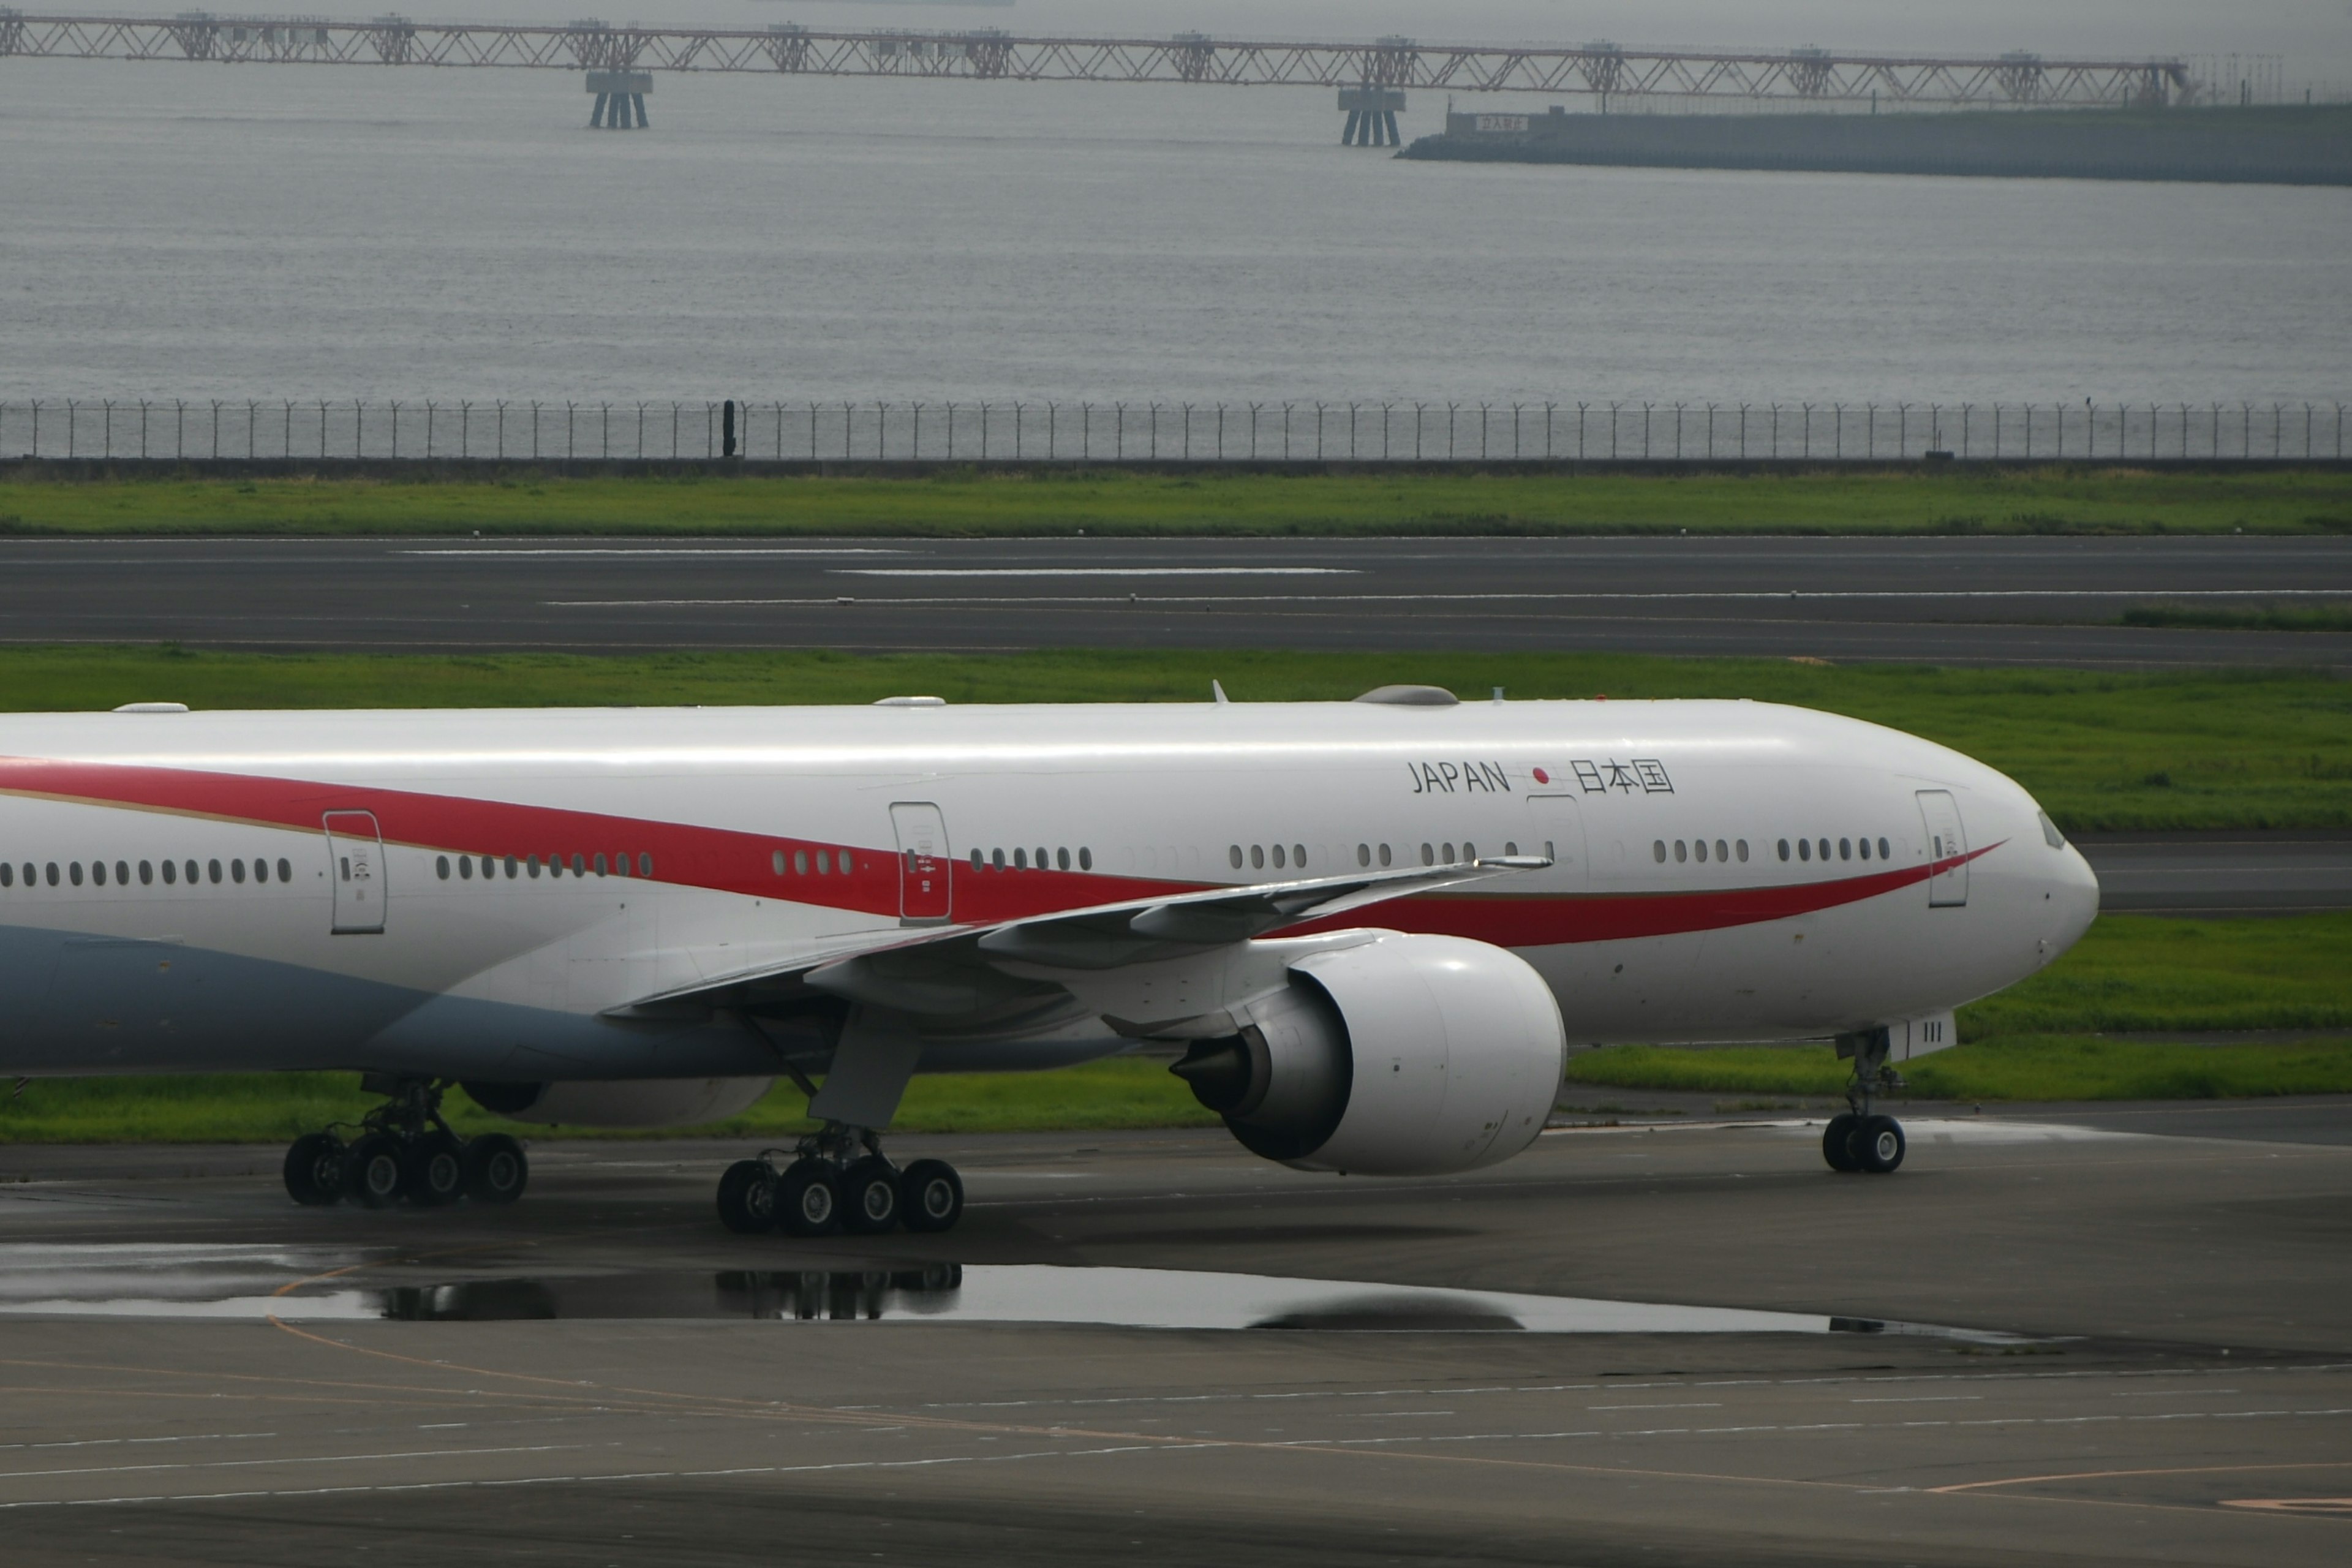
[607,855,1549,1020]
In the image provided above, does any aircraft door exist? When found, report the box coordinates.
[1523,794,1589,889]
[323,811,387,933]
[1915,790,1969,908]
[890,802,953,926]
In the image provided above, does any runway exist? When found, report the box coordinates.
[2075,832,2352,914]
[4,535,2350,668]
[2,1111,2350,1566]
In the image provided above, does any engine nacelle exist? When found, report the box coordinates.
[461,1076,773,1128]
[1171,933,1564,1177]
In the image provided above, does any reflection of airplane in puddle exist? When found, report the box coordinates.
[0,688,2097,1230]
[366,1264,2030,1343]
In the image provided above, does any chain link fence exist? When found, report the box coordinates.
[4,398,2346,464]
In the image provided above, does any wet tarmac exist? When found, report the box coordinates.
[1,1112,2349,1566]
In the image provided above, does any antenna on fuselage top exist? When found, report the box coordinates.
[1212,680,1231,704]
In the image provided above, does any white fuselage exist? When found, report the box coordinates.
[0,698,2099,1093]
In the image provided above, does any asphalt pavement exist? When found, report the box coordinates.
[2075,832,2352,914]
[3,534,2348,667]
[3,1115,2350,1567]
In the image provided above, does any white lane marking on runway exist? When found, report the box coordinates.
[1589,1403,1724,1411]
[1852,1396,1985,1404]
[0,1443,587,1483]
[0,1433,276,1453]
[404,548,905,557]
[834,567,1360,578]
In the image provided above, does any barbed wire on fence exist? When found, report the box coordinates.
[1,398,2345,463]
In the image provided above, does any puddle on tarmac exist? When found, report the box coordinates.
[0,1247,2027,1341]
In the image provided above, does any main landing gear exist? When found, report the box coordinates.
[715,1123,963,1238]
[1821,1028,1907,1176]
[282,1076,528,1209]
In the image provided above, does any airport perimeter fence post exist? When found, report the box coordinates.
[1343,402,1353,461]
[1672,402,1682,460]
[1800,403,1811,460]
[1150,403,1161,461]
[1115,402,1125,461]
[1316,402,1326,461]
[1547,402,1557,460]
[1578,402,1589,462]
[1703,403,1713,459]
[459,401,470,459]
[1961,403,1970,460]
[1250,403,1263,461]
[1414,403,1425,461]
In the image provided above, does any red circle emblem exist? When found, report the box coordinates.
[1532,767,1550,785]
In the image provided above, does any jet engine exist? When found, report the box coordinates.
[461,1076,774,1128]
[1170,933,1564,1177]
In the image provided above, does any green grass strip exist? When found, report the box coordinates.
[1961,913,2352,1037]
[5,645,2346,831]
[4,466,2348,537]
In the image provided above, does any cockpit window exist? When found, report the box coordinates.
[2038,811,2067,849]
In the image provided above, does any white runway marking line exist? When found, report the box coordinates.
[0,1442,589,1483]
[402,548,907,557]
[835,567,1360,578]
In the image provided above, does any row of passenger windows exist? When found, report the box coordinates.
[2,858,290,889]
[772,848,854,877]
[436,852,654,881]
[973,846,1094,872]
[1653,836,1894,865]
[1782,835,1893,864]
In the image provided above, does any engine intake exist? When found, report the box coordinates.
[1172,932,1566,1177]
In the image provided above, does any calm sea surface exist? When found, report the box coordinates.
[5,59,2348,405]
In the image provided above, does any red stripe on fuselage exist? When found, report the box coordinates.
[0,755,1995,944]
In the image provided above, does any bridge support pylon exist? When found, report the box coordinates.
[1338,86,1404,146]
[587,70,652,129]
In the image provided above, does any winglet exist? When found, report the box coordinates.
[1212,679,1231,705]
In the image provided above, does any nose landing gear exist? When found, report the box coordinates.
[715,1125,963,1237]
[281,1077,528,1208]
[1822,1028,1907,1175]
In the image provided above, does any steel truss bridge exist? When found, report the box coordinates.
[0,12,2192,105]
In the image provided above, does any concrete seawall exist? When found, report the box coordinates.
[1401,104,2352,186]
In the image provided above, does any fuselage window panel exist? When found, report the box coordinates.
[458,855,472,880]
[47,862,59,886]
[1505,841,1518,856]
[1654,840,1667,864]
[232,859,246,884]
[1057,847,1071,871]
[793,850,809,875]
[1879,837,1891,860]
[1777,839,1790,862]
[1079,846,1093,870]
[1819,839,1831,862]
[162,860,176,884]
[1736,840,1749,862]
[254,858,269,883]
[116,860,130,884]
[1443,843,1456,863]
[0,864,11,888]
[816,850,831,875]
[1294,844,1306,869]
[70,862,83,886]
[1420,843,1434,866]
[1251,845,1264,870]
[970,849,984,871]
[185,859,199,884]
[1357,843,1370,867]
[1715,840,1728,862]
[1378,843,1392,867]
[1798,839,1811,862]
[991,848,1005,870]
[772,850,786,876]
[638,853,654,877]
[1693,840,1707,863]
[276,857,290,884]
[91,861,105,886]
[1229,845,1243,870]
[1270,845,1284,870]
[528,856,542,879]
[1012,848,1026,870]
[595,854,609,876]
[571,854,586,876]
[1673,840,1687,863]
[436,856,451,880]
[1031,849,1044,873]
[1839,838,1852,861]
[1858,837,1871,860]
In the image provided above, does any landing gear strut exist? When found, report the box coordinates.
[281,1076,528,1208]
[1821,1028,1907,1175]
[715,1123,962,1238]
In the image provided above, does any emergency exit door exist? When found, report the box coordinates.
[1915,790,1969,908]
[323,810,386,933]
[890,802,953,925]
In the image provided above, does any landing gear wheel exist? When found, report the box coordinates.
[1821,1114,1860,1173]
[284,1132,345,1207]
[717,1158,777,1234]
[776,1157,842,1238]
[345,1133,404,1209]
[403,1133,467,1207]
[1857,1115,1906,1174]
[839,1156,901,1235]
[464,1134,529,1204]
[899,1159,964,1234]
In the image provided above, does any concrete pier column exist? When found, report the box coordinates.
[584,70,653,130]
[1336,86,1405,148]
[631,92,648,127]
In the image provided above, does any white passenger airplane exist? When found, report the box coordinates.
[0,684,2097,1234]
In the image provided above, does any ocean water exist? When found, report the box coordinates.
[4,56,2348,407]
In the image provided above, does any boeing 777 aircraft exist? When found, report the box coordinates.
[0,685,2098,1235]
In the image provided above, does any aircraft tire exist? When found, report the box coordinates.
[1858,1115,1906,1174]
[839,1156,902,1235]
[345,1133,404,1209]
[464,1134,529,1205]
[284,1133,345,1206]
[1821,1114,1861,1173]
[716,1158,776,1234]
[899,1159,965,1234]
[776,1157,843,1238]
[403,1133,467,1207]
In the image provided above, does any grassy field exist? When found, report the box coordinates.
[1562,911,2352,1101]
[4,466,2348,537]
[1562,1036,2352,1102]
[0,1058,1217,1146]
[6,644,2345,831]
